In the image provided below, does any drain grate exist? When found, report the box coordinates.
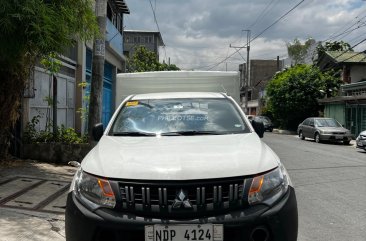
[0,176,70,214]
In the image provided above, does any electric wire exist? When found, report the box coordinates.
[247,0,278,29]
[324,14,366,42]
[205,0,306,70]
[147,0,167,62]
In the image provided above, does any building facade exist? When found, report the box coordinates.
[123,30,165,62]
[240,59,283,115]
[318,51,366,136]
[22,0,130,136]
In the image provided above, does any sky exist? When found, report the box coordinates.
[123,0,366,71]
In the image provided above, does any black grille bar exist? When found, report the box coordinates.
[119,178,245,217]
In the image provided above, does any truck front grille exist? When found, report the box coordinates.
[116,178,247,218]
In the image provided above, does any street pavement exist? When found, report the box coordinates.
[263,132,366,241]
[0,159,76,241]
[0,134,365,241]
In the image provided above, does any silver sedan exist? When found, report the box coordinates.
[297,117,353,144]
[356,130,366,151]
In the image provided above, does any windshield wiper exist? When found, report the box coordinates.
[111,131,156,136]
[160,131,223,136]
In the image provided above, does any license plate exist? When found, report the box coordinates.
[145,224,223,241]
[335,135,343,140]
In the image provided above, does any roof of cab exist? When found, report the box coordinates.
[130,92,227,100]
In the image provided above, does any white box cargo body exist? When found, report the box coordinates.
[115,71,240,107]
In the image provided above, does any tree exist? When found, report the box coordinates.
[315,40,353,64]
[287,38,316,65]
[127,46,180,72]
[0,0,98,160]
[265,65,342,130]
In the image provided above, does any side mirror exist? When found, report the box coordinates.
[252,118,265,138]
[92,123,104,141]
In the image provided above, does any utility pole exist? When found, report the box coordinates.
[88,0,107,142]
[230,30,250,114]
[244,30,250,115]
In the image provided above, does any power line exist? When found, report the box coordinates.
[147,0,167,62]
[324,14,366,42]
[203,0,306,70]
[247,0,278,29]
[250,0,305,43]
[326,22,366,42]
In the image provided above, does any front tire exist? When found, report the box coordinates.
[315,133,321,143]
[343,140,350,145]
[299,131,305,140]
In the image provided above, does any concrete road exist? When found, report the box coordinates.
[263,132,366,241]
[1,135,365,241]
[0,160,76,241]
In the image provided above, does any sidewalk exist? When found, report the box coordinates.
[0,159,77,241]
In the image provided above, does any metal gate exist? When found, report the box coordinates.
[346,104,366,136]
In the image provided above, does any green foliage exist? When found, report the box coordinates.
[287,38,315,65]
[265,65,341,130]
[40,52,62,74]
[24,115,87,144]
[128,46,180,72]
[315,41,353,64]
[0,0,98,159]
[0,0,98,62]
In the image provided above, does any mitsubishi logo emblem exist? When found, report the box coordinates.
[172,189,193,209]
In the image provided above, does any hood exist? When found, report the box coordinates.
[358,131,366,137]
[81,133,279,180]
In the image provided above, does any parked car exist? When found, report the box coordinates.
[66,92,298,241]
[256,116,274,132]
[356,130,366,151]
[297,117,353,144]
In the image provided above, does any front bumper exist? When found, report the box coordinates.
[356,138,366,149]
[65,187,298,241]
[319,133,353,142]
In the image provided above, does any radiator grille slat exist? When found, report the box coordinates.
[119,179,244,216]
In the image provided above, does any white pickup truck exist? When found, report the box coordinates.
[66,72,298,241]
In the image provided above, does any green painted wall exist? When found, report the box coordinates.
[324,103,345,126]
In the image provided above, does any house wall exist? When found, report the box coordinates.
[27,64,76,132]
[241,59,282,114]
[123,32,161,60]
[350,65,366,83]
[324,103,345,126]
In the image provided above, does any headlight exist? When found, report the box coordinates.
[320,130,331,134]
[248,164,290,206]
[71,168,116,209]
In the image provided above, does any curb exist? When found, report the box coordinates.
[272,129,297,135]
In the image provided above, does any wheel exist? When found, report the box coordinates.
[299,131,305,140]
[269,128,273,132]
[343,140,350,145]
[314,133,321,143]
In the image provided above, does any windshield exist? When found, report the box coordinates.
[110,98,249,136]
[315,118,342,127]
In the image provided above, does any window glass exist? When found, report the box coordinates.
[315,118,341,127]
[309,118,314,126]
[110,98,249,135]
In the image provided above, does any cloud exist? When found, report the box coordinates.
[124,0,366,70]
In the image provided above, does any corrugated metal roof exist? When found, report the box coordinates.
[326,51,366,63]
